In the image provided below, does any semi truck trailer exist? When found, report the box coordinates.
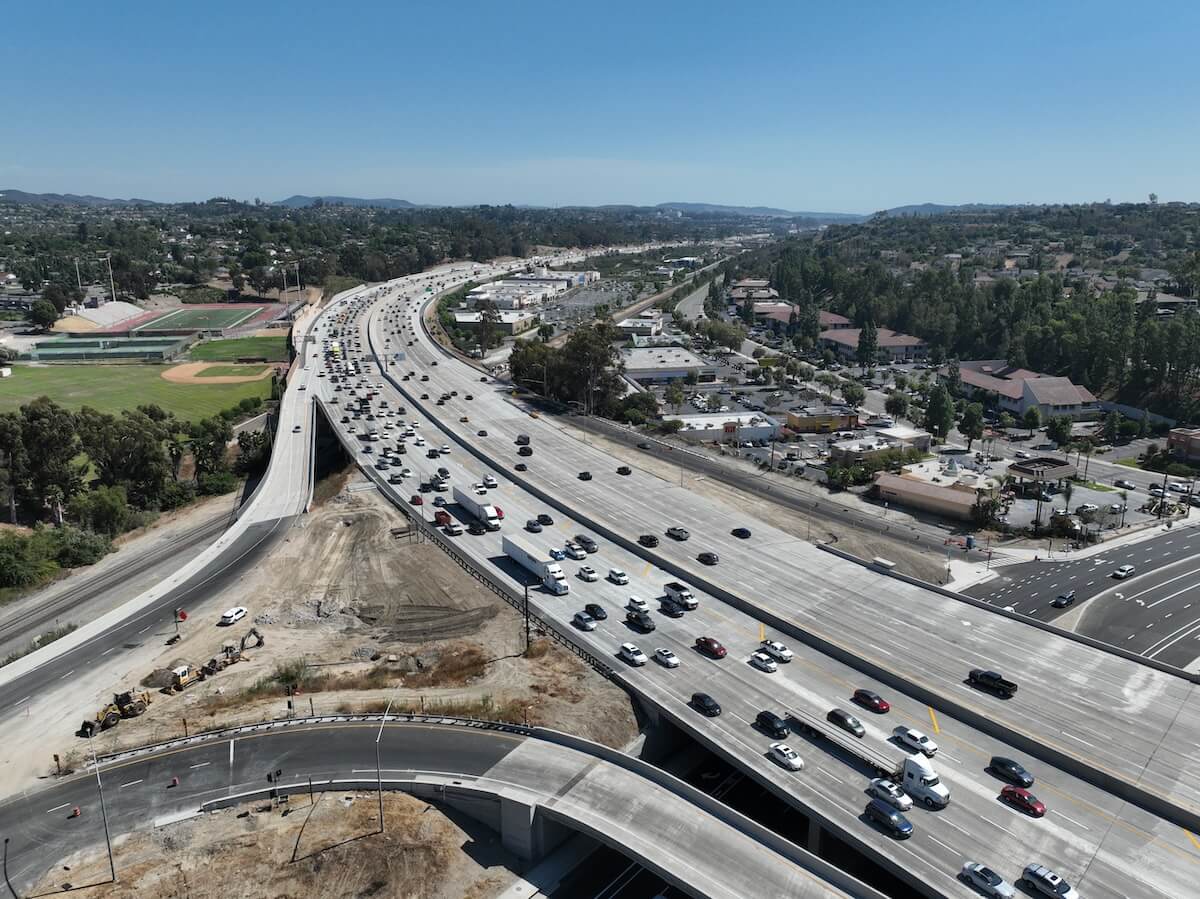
[453,486,500,531]
[502,535,569,595]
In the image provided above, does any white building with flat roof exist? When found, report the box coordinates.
[617,310,664,337]
[620,346,716,383]
[666,412,781,442]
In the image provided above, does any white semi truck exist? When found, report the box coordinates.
[453,486,500,531]
[502,535,569,595]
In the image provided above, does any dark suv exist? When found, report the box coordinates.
[755,709,789,739]
[691,693,721,717]
[865,798,913,839]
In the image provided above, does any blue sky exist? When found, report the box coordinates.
[5,1,1198,211]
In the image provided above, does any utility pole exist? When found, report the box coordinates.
[523,581,531,656]
[87,733,116,884]
[74,258,83,292]
[101,254,117,306]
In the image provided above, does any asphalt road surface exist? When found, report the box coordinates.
[968,527,1200,670]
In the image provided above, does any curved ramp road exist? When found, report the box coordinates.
[297,270,1200,898]
[0,719,857,899]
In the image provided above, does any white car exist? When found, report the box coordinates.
[483,475,498,488]
[572,611,596,631]
[759,639,793,662]
[750,652,778,673]
[893,726,938,757]
[867,777,913,811]
[653,648,680,668]
[564,543,587,560]
[626,596,649,613]
[440,445,451,455]
[473,485,487,496]
[218,606,247,626]
[1113,564,1135,579]
[444,522,463,536]
[769,742,804,771]
[1014,450,1031,459]
[578,566,599,582]
[608,569,629,585]
[618,643,647,666]
[414,437,425,447]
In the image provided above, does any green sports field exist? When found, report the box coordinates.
[189,335,290,362]
[0,365,270,422]
[139,305,263,332]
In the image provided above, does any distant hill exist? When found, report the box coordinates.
[274,195,420,209]
[879,202,1013,217]
[656,202,864,221]
[0,189,160,207]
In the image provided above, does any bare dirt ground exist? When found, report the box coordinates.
[574,427,947,583]
[73,472,637,765]
[160,361,279,384]
[31,792,517,899]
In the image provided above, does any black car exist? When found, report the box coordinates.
[515,462,528,471]
[865,798,913,839]
[578,471,592,481]
[575,535,598,553]
[637,442,652,450]
[698,552,719,565]
[467,521,486,535]
[617,465,632,475]
[526,520,543,533]
[537,513,554,525]
[826,708,865,738]
[989,756,1035,788]
[1051,590,1076,608]
[755,709,789,739]
[518,446,533,456]
[691,692,721,717]
[639,534,660,548]
[658,599,685,618]
[731,527,752,539]
[477,429,488,437]
[584,603,607,621]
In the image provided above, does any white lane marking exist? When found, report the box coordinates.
[46,803,69,813]
[936,751,959,765]
[928,835,958,853]
[939,817,972,836]
[138,626,150,634]
[120,779,142,788]
[15,696,30,706]
[1052,810,1090,830]
[1060,731,1095,747]
[189,762,210,769]
[229,739,234,768]
[818,767,845,785]
[59,670,75,680]
[101,648,113,656]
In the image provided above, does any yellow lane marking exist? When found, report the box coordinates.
[759,623,766,642]
[642,563,652,578]
[927,707,940,735]
[1189,831,1200,852]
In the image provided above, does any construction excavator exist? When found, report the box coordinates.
[79,690,153,737]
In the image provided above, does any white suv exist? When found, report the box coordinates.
[893,726,938,757]
[1021,864,1079,899]
[618,643,647,666]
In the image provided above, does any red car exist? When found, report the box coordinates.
[410,495,424,505]
[1000,785,1045,817]
[853,689,890,713]
[695,637,727,659]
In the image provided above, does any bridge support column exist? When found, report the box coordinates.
[498,797,568,860]
[807,819,824,855]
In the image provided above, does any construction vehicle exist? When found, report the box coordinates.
[164,664,205,694]
[79,690,152,737]
[240,626,265,651]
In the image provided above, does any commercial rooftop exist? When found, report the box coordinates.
[620,346,709,371]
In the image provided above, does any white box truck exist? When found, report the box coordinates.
[453,486,500,531]
[502,535,569,595]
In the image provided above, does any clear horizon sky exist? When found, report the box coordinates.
[6,1,1199,213]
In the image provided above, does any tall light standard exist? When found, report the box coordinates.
[375,698,393,833]
[87,732,116,883]
[99,254,117,305]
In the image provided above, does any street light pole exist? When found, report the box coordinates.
[523,581,531,656]
[87,733,116,883]
[375,699,392,833]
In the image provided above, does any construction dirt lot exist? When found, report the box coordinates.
[33,792,525,899]
[566,426,948,583]
[68,468,638,763]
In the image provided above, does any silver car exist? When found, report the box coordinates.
[867,778,912,811]
[960,862,1014,898]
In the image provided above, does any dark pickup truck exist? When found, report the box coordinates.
[968,669,1018,698]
